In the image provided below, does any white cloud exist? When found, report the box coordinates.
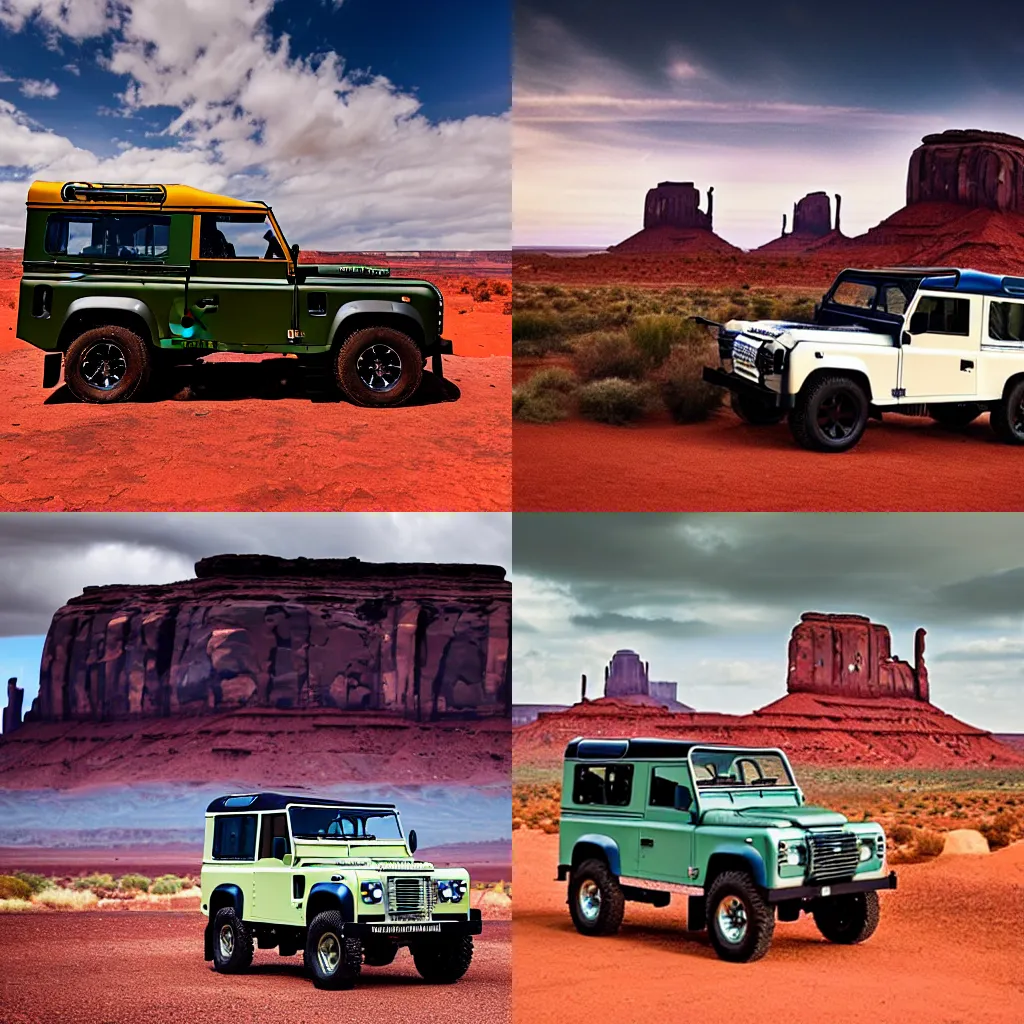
[0,0,509,249]
[62,63,80,76]
[18,78,58,98]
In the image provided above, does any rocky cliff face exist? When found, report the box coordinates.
[787,612,929,702]
[907,129,1024,212]
[792,192,833,237]
[31,556,511,723]
[2,679,23,734]
[643,181,713,230]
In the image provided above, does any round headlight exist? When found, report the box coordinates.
[859,841,873,862]
[437,881,454,902]
[360,881,384,904]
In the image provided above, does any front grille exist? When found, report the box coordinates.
[387,876,433,920]
[808,832,860,882]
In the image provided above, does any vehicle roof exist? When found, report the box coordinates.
[27,180,267,213]
[564,737,777,760]
[837,266,1024,298]
[206,793,398,813]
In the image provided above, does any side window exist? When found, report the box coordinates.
[988,301,1024,344]
[879,285,909,316]
[199,214,284,259]
[831,281,877,309]
[258,813,291,859]
[44,214,170,260]
[649,765,692,808]
[915,296,970,335]
[212,814,257,860]
[572,763,634,806]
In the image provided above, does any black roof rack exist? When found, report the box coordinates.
[565,737,784,760]
[60,182,167,205]
[206,792,398,813]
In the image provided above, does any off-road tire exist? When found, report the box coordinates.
[789,374,869,452]
[64,326,151,404]
[335,325,423,407]
[705,870,775,963]
[362,937,398,967]
[929,402,982,429]
[731,391,786,426]
[304,910,362,990]
[812,891,880,944]
[411,935,474,983]
[990,379,1024,445]
[568,858,625,937]
[211,907,254,974]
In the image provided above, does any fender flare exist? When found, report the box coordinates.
[61,296,158,347]
[706,844,768,888]
[327,299,424,349]
[572,833,622,876]
[305,881,355,924]
[790,354,875,400]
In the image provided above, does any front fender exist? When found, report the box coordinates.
[707,844,768,888]
[306,881,355,924]
[327,299,424,348]
[788,349,876,398]
[62,296,158,346]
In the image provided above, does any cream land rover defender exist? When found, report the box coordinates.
[201,793,481,990]
[702,267,1024,451]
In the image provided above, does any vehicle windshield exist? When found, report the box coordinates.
[690,750,794,789]
[288,806,403,841]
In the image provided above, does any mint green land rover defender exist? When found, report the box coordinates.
[201,793,481,989]
[18,181,451,405]
[558,738,897,962]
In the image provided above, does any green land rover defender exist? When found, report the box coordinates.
[17,181,452,405]
[558,738,897,962]
[201,793,481,990]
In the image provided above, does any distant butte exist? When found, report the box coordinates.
[756,192,846,254]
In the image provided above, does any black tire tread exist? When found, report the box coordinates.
[64,325,151,404]
[705,870,775,963]
[990,379,1024,445]
[568,857,625,937]
[304,910,362,990]
[411,934,474,983]
[789,374,869,452]
[211,907,254,974]
[812,890,880,944]
[335,325,423,407]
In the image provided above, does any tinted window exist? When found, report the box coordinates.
[258,812,291,859]
[915,296,970,335]
[878,285,910,316]
[649,765,692,808]
[831,281,877,309]
[212,814,257,860]
[572,763,634,806]
[44,214,170,260]
[988,301,1024,344]
[199,213,284,259]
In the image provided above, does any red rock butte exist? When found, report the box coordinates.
[610,181,741,254]
[514,612,1024,769]
[23,555,511,726]
[756,192,846,254]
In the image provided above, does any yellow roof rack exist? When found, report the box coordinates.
[27,180,267,212]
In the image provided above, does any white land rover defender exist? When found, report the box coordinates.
[702,267,1024,452]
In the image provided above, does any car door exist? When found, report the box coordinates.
[638,764,695,883]
[248,813,303,925]
[899,292,979,400]
[186,212,295,349]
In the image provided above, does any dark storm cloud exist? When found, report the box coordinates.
[0,513,511,637]
[568,612,715,638]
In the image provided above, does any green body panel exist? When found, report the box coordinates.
[559,747,888,893]
[18,205,444,357]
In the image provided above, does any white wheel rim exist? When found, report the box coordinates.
[578,879,602,922]
[716,895,749,944]
[317,931,341,974]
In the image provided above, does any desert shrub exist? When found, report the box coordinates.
[501,301,512,315]
[890,823,914,845]
[0,898,37,913]
[490,279,511,297]
[628,314,705,368]
[577,378,653,426]
[117,873,152,893]
[73,873,115,892]
[572,332,646,382]
[512,368,578,424]
[980,811,1017,849]
[12,871,49,895]
[35,888,98,910]
[913,830,945,858]
[524,367,577,394]
[657,345,724,423]
[776,296,817,323]
[150,874,186,895]
[0,875,33,901]
[512,312,560,342]
[471,280,491,302]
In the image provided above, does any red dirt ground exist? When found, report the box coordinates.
[513,830,1024,1024]
[0,254,510,511]
[513,407,1024,511]
[0,912,510,1024]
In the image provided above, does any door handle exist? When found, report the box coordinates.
[640,838,654,848]
[960,360,974,371]
[194,296,219,310]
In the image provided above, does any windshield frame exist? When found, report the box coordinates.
[686,746,799,808]
[286,803,406,844]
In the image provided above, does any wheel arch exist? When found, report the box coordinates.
[58,297,157,351]
[571,834,622,877]
[306,881,355,925]
[1001,371,1024,400]
[328,300,425,353]
[794,361,874,403]
[209,882,245,919]
[705,847,768,889]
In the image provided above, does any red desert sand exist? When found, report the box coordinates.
[0,914,510,1024]
[513,830,1024,1024]
[0,252,510,512]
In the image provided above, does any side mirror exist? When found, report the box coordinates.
[408,829,418,854]
[673,785,693,812]
[908,310,929,335]
[272,836,287,860]
[290,242,300,261]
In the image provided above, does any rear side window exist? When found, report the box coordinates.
[572,763,634,806]
[988,301,1024,344]
[914,296,970,335]
[44,213,170,260]
[212,814,257,860]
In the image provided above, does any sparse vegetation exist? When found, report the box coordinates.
[913,830,946,858]
[513,367,578,424]
[150,874,186,895]
[577,378,654,426]
[117,873,152,893]
[0,875,34,901]
[571,331,647,383]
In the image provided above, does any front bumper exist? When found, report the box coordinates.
[702,366,782,406]
[767,871,898,902]
[339,909,481,938]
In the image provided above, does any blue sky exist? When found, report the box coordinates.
[515,0,1024,246]
[0,0,510,248]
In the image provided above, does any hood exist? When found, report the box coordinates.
[729,319,893,350]
[700,804,849,829]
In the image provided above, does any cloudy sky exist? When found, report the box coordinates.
[513,513,1024,733]
[515,0,1024,248]
[0,512,511,717]
[0,0,510,249]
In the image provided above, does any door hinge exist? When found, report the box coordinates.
[891,387,906,398]
[687,866,699,880]
[287,329,305,341]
